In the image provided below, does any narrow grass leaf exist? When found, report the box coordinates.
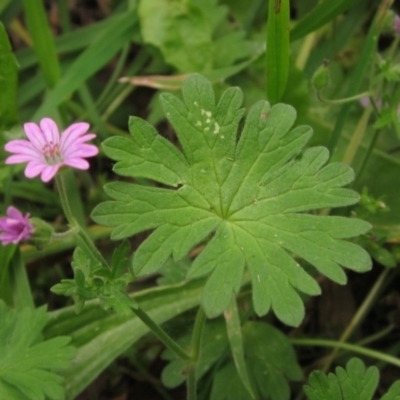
[22,0,61,88]
[0,22,17,128]
[328,1,392,155]
[15,14,124,70]
[266,0,290,104]
[33,12,137,119]
[291,0,362,42]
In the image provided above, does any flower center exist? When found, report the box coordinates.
[42,141,63,164]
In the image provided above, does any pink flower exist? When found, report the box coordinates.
[0,206,34,245]
[5,118,98,182]
[360,97,400,116]
[394,15,400,35]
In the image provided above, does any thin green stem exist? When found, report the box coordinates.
[132,307,192,362]
[327,0,392,156]
[102,84,135,121]
[55,173,109,269]
[354,36,400,183]
[318,91,371,105]
[321,267,390,372]
[51,226,79,240]
[187,367,197,400]
[342,106,372,166]
[295,31,317,71]
[291,338,400,369]
[95,44,130,110]
[388,35,400,59]
[357,324,395,346]
[55,173,77,227]
[78,85,108,139]
[354,127,382,186]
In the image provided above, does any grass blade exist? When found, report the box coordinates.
[22,0,61,88]
[33,12,138,119]
[266,0,290,104]
[15,14,124,70]
[328,0,392,155]
[0,22,18,128]
[291,0,362,42]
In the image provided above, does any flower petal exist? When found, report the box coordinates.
[0,218,10,230]
[63,158,90,170]
[24,122,47,150]
[40,118,60,144]
[5,139,42,157]
[6,154,38,164]
[7,206,24,221]
[25,161,47,178]
[40,165,60,182]
[0,233,14,245]
[64,144,99,158]
[60,123,91,152]
[0,206,33,245]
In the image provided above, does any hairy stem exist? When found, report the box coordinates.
[318,91,371,105]
[291,337,400,368]
[342,105,372,166]
[55,173,109,269]
[132,307,192,362]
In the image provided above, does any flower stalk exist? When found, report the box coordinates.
[55,173,109,269]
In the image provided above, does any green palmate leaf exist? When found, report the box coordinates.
[111,240,131,279]
[51,247,137,315]
[381,381,400,400]
[304,358,385,400]
[92,74,372,326]
[0,300,76,400]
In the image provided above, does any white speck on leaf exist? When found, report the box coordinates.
[205,111,212,117]
[213,122,220,134]
[195,121,202,127]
